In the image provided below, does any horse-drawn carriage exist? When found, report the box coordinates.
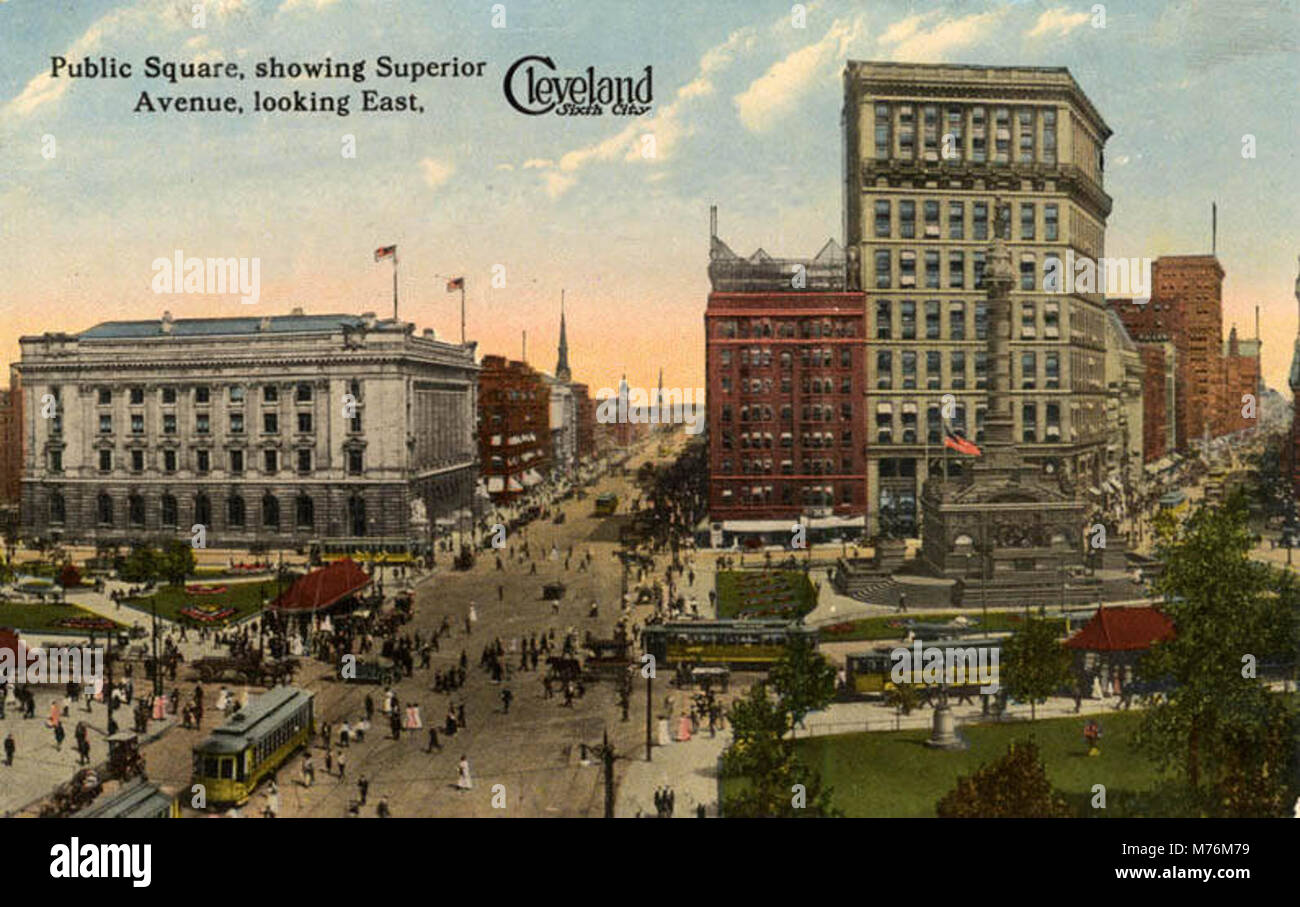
[39,768,103,818]
[191,652,299,686]
[107,731,147,780]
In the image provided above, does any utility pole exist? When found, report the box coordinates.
[602,730,615,818]
[645,665,654,762]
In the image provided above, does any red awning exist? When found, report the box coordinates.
[1065,606,1175,652]
[268,559,371,613]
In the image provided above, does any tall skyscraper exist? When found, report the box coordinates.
[843,61,1112,534]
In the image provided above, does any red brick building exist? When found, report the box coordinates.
[0,366,22,512]
[477,355,551,503]
[706,228,867,543]
[1219,325,1261,436]
[1151,256,1224,449]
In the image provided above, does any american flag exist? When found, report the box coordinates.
[374,245,396,262]
[446,276,464,292]
[943,424,981,457]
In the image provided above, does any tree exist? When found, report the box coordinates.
[721,683,837,817]
[768,635,837,729]
[159,540,196,586]
[1136,491,1299,815]
[936,739,1071,818]
[1001,616,1071,721]
[119,545,159,584]
[56,562,81,589]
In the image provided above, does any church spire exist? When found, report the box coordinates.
[555,290,571,382]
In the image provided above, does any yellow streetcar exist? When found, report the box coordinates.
[192,686,314,806]
[641,620,819,669]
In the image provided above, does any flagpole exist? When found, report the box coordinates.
[460,282,466,345]
[392,250,399,321]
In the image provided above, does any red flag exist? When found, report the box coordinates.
[374,245,396,262]
[944,428,981,456]
[446,276,464,292]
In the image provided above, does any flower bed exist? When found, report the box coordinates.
[179,604,238,623]
[55,616,117,631]
[184,583,229,595]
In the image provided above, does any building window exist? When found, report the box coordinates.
[1017,108,1035,162]
[97,492,113,525]
[973,251,987,290]
[263,385,278,402]
[97,388,112,405]
[228,495,246,528]
[876,405,892,444]
[1022,403,1037,443]
[128,493,145,528]
[196,414,210,435]
[230,386,245,403]
[927,405,942,445]
[49,450,63,473]
[876,351,892,390]
[297,449,312,473]
[50,491,65,525]
[874,249,892,289]
[348,449,363,475]
[951,351,967,389]
[973,201,988,241]
[262,492,280,530]
[263,450,278,474]
[1020,203,1035,241]
[1042,109,1056,163]
[994,107,1010,162]
[901,351,917,390]
[1045,352,1060,389]
[162,387,176,405]
[948,251,965,289]
[230,449,244,474]
[899,200,915,238]
[296,494,315,529]
[1021,302,1037,339]
[975,302,988,341]
[161,494,177,528]
[99,449,112,472]
[874,103,891,159]
[901,405,917,444]
[1044,300,1060,339]
[1021,352,1037,389]
[297,412,312,433]
[195,493,211,528]
[926,351,942,390]
[1020,255,1036,291]
[130,414,143,434]
[925,300,941,340]
[129,387,144,406]
[230,413,244,434]
[295,383,313,403]
[924,200,940,237]
[263,413,278,434]
[948,302,966,341]
[975,351,988,390]
[164,450,177,473]
[1045,203,1059,241]
[163,413,177,435]
[1046,402,1061,440]
[899,300,916,340]
[195,386,210,404]
[196,449,210,473]
[874,200,891,237]
[948,201,964,239]
[925,250,940,289]
[350,413,363,433]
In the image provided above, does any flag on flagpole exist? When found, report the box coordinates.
[374,245,396,262]
[943,423,981,456]
[446,276,464,292]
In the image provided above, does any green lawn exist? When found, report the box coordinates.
[0,600,125,634]
[821,611,1069,642]
[715,570,817,620]
[121,579,273,627]
[793,710,1161,817]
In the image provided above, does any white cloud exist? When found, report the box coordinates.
[419,158,455,189]
[496,163,514,171]
[877,9,1005,62]
[4,5,142,117]
[279,0,341,13]
[522,158,553,170]
[543,172,577,199]
[1026,7,1093,40]
[734,16,863,133]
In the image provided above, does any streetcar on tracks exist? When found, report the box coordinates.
[594,493,619,516]
[641,620,818,669]
[192,686,314,806]
[79,778,180,819]
[842,636,1005,699]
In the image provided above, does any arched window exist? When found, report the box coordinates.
[161,493,178,527]
[296,494,314,529]
[97,493,113,525]
[194,493,211,528]
[262,492,279,529]
[228,494,245,528]
[128,493,145,528]
[50,491,66,525]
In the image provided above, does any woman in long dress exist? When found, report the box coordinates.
[456,755,472,791]
[404,703,422,730]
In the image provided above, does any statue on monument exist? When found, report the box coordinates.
[409,497,428,527]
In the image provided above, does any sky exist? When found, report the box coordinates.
[2,0,1299,397]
